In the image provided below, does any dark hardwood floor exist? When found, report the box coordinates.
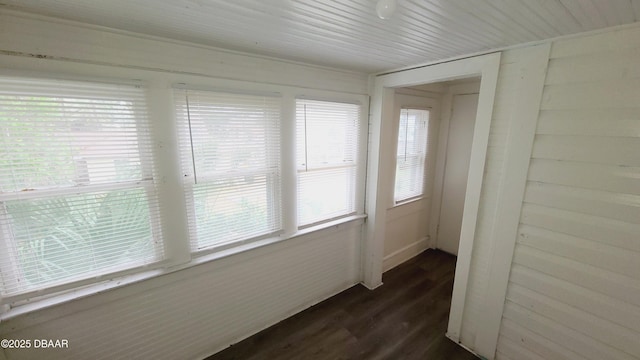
[207,249,477,360]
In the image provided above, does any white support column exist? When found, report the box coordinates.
[281,93,298,236]
[473,43,551,359]
[362,84,395,289]
[146,81,191,265]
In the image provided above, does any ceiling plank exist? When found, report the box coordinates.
[558,0,608,29]
[0,0,636,72]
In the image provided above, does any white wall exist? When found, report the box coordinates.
[450,24,640,360]
[1,223,362,360]
[383,194,431,272]
[0,10,368,360]
[495,25,640,360]
[382,90,441,272]
[432,81,480,256]
[365,22,640,359]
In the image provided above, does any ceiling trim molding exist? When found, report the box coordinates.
[376,19,640,76]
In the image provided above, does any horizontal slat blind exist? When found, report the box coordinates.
[296,99,360,226]
[0,76,163,300]
[394,108,430,203]
[174,89,282,250]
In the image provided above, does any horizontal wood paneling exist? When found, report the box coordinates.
[537,109,640,137]
[509,265,640,333]
[545,48,640,85]
[495,335,546,360]
[502,301,636,360]
[513,245,640,307]
[541,78,640,110]
[524,182,640,224]
[1,222,362,360]
[521,203,640,252]
[506,283,640,356]
[531,135,640,166]
[528,159,640,194]
[499,27,640,359]
[500,318,583,360]
[518,224,639,278]
[550,25,640,59]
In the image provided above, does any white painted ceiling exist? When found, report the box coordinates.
[2,0,639,72]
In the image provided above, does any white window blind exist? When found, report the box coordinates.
[0,76,163,300]
[296,99,360,227]
[174,89,282,251]
[394,108,430,204]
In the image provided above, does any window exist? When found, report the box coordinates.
[174,89,282,251]
[0,74,365,308]
[296,99,360,226]
[0,76,163,299]
[394,108,430,204]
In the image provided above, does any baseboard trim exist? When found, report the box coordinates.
[382,237,431,272]
[361,281,384,291]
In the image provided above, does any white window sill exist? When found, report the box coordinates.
[1,214,367,320]
[390,196,428,209]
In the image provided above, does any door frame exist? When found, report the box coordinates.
[362,52,501,345]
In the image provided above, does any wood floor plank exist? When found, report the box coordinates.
[206,249,477,360]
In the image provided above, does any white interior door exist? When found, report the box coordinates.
[437,93,479,255]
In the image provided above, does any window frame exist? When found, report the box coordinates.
[173,87,285,254]
[295,97,363,228]
[392,107,431,205]
[0,66,369,313]
[0,74,167,303]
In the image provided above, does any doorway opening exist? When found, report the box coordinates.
[428,78,481,257]
[381,78,480,272]
[363,53,501,356]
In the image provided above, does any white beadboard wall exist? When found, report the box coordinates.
[0,9,368,360]
[0,222,362,360]
[495,25,640,360]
